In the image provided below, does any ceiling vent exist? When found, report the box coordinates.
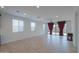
[16,10,20,13]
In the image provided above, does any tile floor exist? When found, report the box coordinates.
[0,34,77,53]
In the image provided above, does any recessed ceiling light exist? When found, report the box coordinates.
[56,16,58,18]
[1,6,4,8]
[36,6,40,8]
[24,13,26,15]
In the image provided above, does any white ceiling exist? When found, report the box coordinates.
[0,6,78,22]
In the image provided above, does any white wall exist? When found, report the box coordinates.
[75,11,79,52]
[72,7,79,53]
[71,8,79,52]
[0,13,45,44]
[71,14,77,50]
[0,16,1,44]
[66,21,72,33]
[77,11,79,52]
[75,8,79,52]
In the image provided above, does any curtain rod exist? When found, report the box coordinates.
[45,20,71,24]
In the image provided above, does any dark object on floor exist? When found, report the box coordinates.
[0,14,1,16]
[67,33,73,41]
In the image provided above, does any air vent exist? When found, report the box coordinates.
[37,16,40,19]
[16,10,20,13]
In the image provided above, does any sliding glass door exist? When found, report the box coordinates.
[51,23,67,36]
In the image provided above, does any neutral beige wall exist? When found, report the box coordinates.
[0,13,45,44]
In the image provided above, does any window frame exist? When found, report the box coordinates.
[43,24,45,31]
[12,19,24,32]
[31,22,36,31]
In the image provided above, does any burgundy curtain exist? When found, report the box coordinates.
[58,21,65,36]
[48,22,54,35]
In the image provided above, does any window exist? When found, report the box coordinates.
[52,24,67,35]
[52,24,59,35]
[31,22,36,31]
[43,24,45,31]
[18,20,24,32]
[12,19,24,32]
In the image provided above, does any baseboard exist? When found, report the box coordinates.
[1,33,45,44]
